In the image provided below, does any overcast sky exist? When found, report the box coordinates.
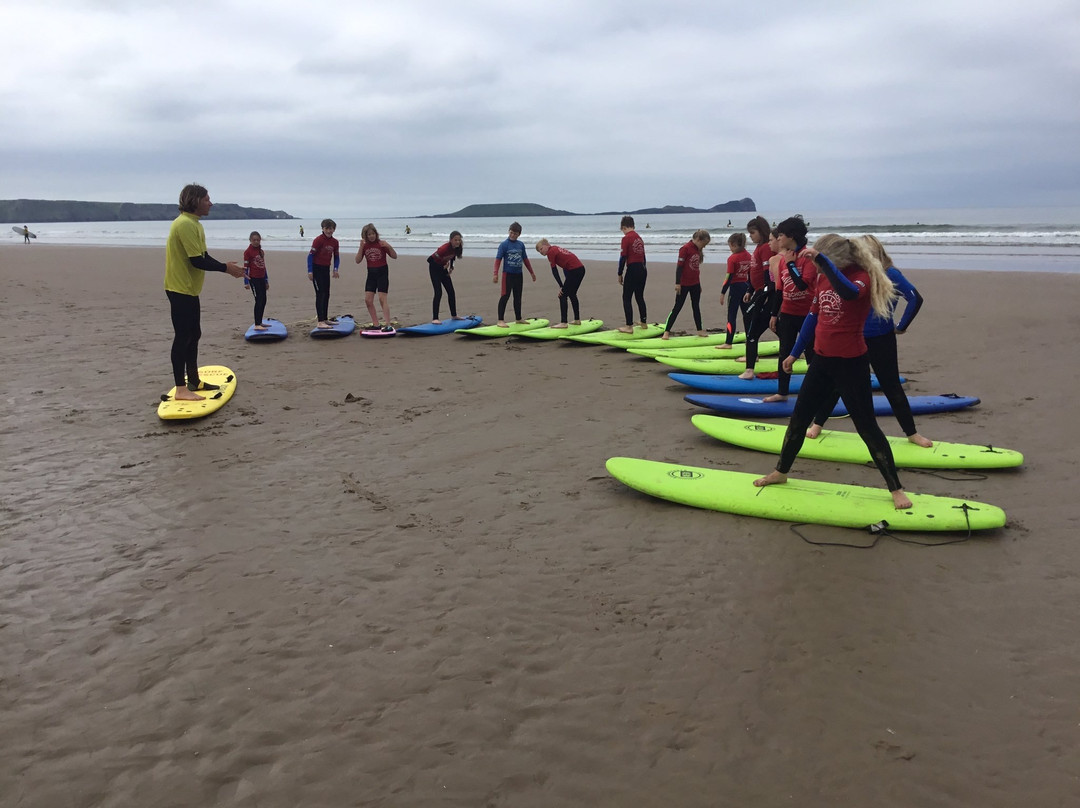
[2,0,1078,218]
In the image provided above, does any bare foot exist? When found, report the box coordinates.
[432,319,443,325]
[515,319,528,324]
[716,343,733,350]
[317,321,333,329]
[661,332,671,340]
[550,322,568,329]
[638,321,648,328]
[571,320,581,325]
[738,370,755,380]
[735,356,746,363]
[754,470,788,488]
[762,394,788,403]
[806,424,823,439]
[618,325,633,334]
[253,324,269,331]
[697,330,707,337]
[907,433,933,448]
[892,489,913,509]
[174,388,205,402]
[497,321,509,328]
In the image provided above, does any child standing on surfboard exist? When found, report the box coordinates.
[428,231,464,323]
[243,231,270,331]
[754,234,912,510]
[661,229,711,340]
[493,222,536,327]
[354,223,398,331]
[718,232,752,349]
[307,219,340,329]
[617,216,648,333]
[535,238,586,328]
[738,216,777,379]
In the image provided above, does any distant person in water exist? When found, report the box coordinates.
[617,215,648,332]
[535,238,586,328]
[299,225,304,238]
[405,225,411,234]
[163,184,245,402]
[493,222,536,326]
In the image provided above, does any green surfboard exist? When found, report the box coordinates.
[456,318,549,336]
[624,332,745,350]
[605,457,1006,532]
[565,324,665,344]
[655,356,809,374]
[518,319,604,339]
[627,340,779,359]
[691,415,1024,470]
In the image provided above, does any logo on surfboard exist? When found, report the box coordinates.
[667,469,704,480]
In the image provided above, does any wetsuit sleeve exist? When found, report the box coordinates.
[333,254,340,271]
[813,253,859,299]
[787,259,809,290]
[675,257,685,285]
[790,311,818,359]
[617,256,627,276]
[307,253,314,272]
[189,253,228,272]
[890,268,924,332]
[551,264,563,287]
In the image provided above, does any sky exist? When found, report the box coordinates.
[2,0,1079,218]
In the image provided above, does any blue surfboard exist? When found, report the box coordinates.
[683,393,980,417]
[244,318,288,342]
[310,315,356,339]
[399,315,482,335]
[668,372,899,394]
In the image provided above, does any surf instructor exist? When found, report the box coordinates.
[164,183,245,402]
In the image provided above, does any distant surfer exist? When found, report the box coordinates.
[754,234,912,510]
[492,222,536,327]
[427,231,464,323]
[616,216,648,333]
[163,184,245,402]
[727,220,732,228]
[535,238,586,328]
[22,226,30,244]
[405,225,411,234]
[299,225,304,237]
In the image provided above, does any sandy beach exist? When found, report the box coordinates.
[1,243,1077,807]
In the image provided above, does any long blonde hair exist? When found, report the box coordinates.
[859,234,895,270]
[813,234,896,318]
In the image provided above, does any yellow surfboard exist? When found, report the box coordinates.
[157,365,237,420]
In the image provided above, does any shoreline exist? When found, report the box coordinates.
[1,245,1077,806]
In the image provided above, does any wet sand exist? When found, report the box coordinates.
[1,244,1077,807]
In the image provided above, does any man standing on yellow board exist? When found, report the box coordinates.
[164,183,245,402]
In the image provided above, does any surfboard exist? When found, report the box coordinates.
[691,415,1024,469]
[605,457,1006,532]
[657,356,810,374]
[456,318,549,336]
[399,315,482,335]
[563,324,665,345]
[157,365,237,421]
[12,226,36,239]
[622,332,746,350]
[518,319,605,339]
[361,326,397,338]
[310,315,355,338]
[244,318,287,341]
[668,372,898,394]
[628,341,778,359]
[684,393,980,417]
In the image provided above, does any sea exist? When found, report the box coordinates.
[7,206,1080,274]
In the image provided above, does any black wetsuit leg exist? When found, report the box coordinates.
[622,263,647,325]
[311,265,331,322]
[867,331,917,436]
[560,266,585,322]
[166,290,201,388]
[249,278,267,326]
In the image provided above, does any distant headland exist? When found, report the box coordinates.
[420,199,756,219]
[0,199,295,223]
